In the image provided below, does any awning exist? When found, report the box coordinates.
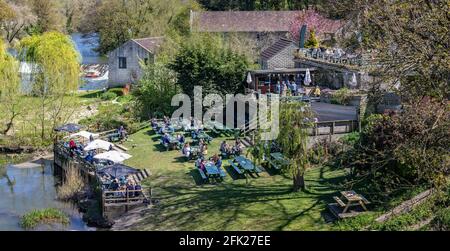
[85,140,114,151]
[248,68,317,76]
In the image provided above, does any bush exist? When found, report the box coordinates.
[79,103,144,134]
[331,88,352,105]
[20,208,69,229]
[101,91,118,101]
[108,88,124,97]
[341,98,450,194]
[432,207,450,231]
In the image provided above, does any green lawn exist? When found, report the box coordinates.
[123,128,348,231]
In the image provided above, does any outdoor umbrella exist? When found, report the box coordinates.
[69,131,99,140]
[246,72,252,84]
[84,139,114,151]
[97,164,139,178]
[349,73,358,88]
[54,123,83,133]
[304,69,312,86]
[94,151,132,163]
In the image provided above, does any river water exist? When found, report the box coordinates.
[0,157,95,231]
[20,33,109,92]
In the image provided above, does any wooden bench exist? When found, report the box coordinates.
[333,196,346,207]
[254,166,263,173]
[228,160,243,175]
[359,195,371,205]
[197,168,208,181]
[267,160,281,170]
[218,168,227,178]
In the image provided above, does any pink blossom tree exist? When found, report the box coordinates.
[289,10,343,41]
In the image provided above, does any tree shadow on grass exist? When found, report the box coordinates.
[129,166,347,231]
[189,170,205,186]
[224,166,245,180]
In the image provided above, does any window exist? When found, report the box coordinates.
[118,57,127,69]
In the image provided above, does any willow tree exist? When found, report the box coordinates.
[0,39,21,135]
[19,31,80,140]
[277,102,315,191]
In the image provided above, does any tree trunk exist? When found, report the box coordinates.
[293,172,306,192]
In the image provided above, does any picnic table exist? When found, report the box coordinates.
[333,190,371,213]
[194,132,213,143]
[205,162,220,178]
[269,152,290,170]
[232,156,262,174]
[196,162,226,183]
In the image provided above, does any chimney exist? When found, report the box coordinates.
[299,25,307,49]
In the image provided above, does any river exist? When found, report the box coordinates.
[20,33,109,92]
[0,156,95,231]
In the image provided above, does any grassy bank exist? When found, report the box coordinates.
[122,128,348,230]
[0,91,103,147]
[20,208,70,230]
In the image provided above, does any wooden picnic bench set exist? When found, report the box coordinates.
[328,190,371,219]
[228,156,262,176]
[196,161,227,183]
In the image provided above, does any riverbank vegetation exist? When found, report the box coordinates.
[20,208,70,230]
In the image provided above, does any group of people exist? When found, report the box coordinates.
[274,81,322,98]
[275,80,304,96]
[181,138,209,160]
[104,175,143,198]
[195,154,223,173]
[220,139,245,157]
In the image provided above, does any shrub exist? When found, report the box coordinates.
[331,88,352,105]
[431,207,450,231]
[339,132,360,146]
[20,208,69,229]
[108,88,124,97]
[101,91,118,101]
[341,98,450,194]
[304,29,320,48]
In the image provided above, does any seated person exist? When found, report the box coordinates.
[215,156,223,169]
[69,139,77,150]
[313,86,321,97]
[220,141,229,153]
[151,118,158,128]
[134,184,142,197]
[182,143,191,158]
[162,133,170,145]
[126,180,135,198]
[109,179,119,191]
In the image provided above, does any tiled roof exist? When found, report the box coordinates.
[132,37,165,53]
[261,37,297,60]
[191,10,343,34]
[191,11,301,32]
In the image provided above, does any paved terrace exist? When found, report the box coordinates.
[311,102,357,122]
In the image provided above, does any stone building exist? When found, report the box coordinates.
[190,10,344,55]
[260,37,299,70]
[108,37,164,88]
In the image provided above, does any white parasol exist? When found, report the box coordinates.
[69,131,99,140]
[84,139,114,151]
[94,151,132,164]
[304,68,312,86]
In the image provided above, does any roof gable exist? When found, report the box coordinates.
[261,38,298,61]
[131,37,165,53]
